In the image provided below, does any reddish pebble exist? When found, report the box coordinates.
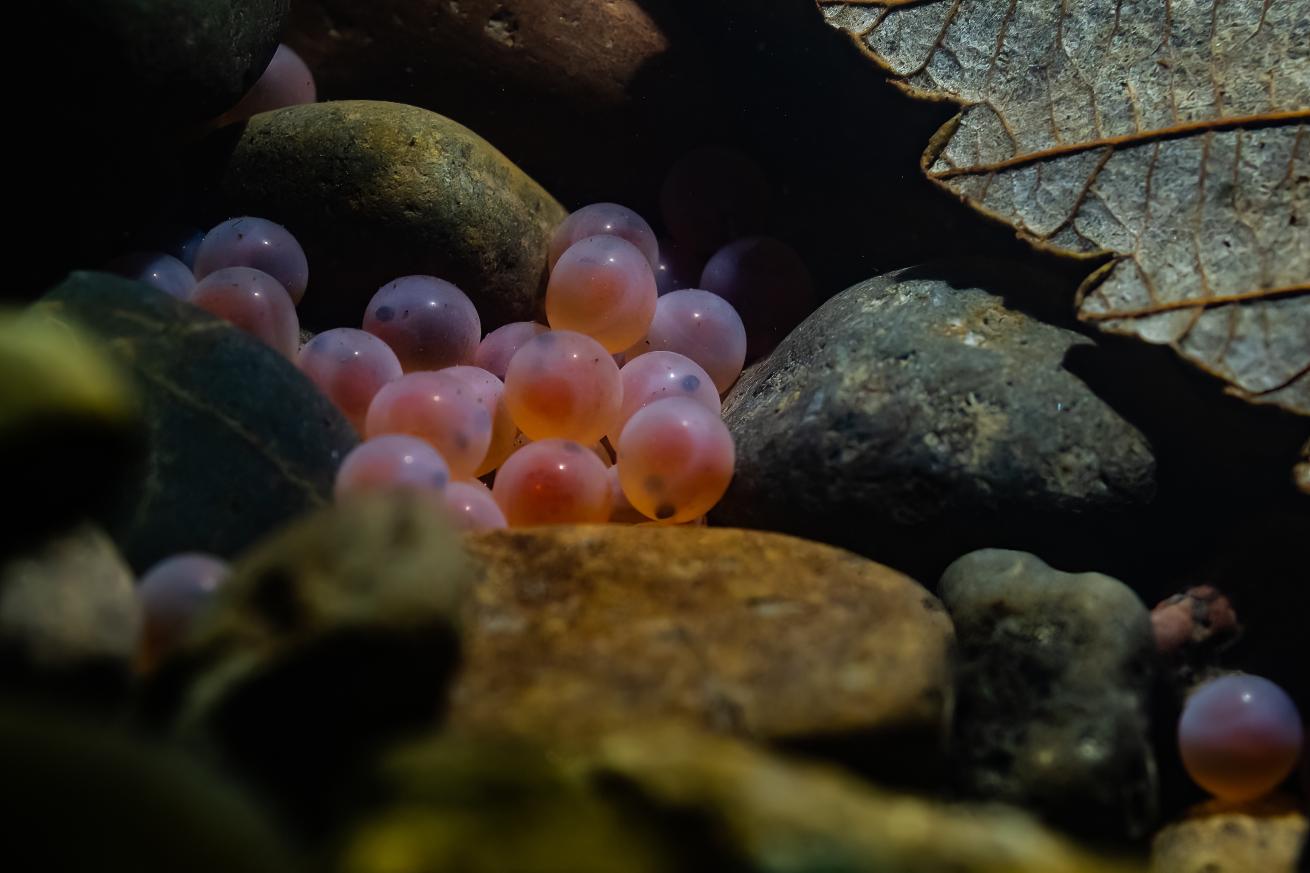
[492,439,612,526]
[190,266,299,358]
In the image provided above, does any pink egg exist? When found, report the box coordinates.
[190,266,299,358]
[364,370,494,479]
[503,330,622,444]
[546,235,657,353]
[1178,673,1303,803]
[223,44,317,123]
[474,321,548,380]
[297,328,403,433]
[492,439,612,526]
[617,397,734,524]
[627,289,747,394]
[363,275,481,372]
[549,203,659,270]
[195,217,309,305]
[334,434,451,499]
[441,480,508,532]
[615,351,720,438]
[137,553,229,670]
[443,365,517,476]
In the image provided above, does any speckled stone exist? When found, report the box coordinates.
[712,262,1157,573]
[940,548,1158,842]
[215,100,567,330]
[451,526,954,774]
[1150,796,1308,873]
[34,272,357,572]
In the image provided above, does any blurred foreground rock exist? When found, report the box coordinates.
[34,273,357,571]
[1150,796,1307,873]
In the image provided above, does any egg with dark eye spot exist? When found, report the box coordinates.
[363,275,480,371]
[610,351,719,442]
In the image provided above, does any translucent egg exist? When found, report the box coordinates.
[443,365,517,476]
[1178,673,1304,802]
[503,330,622,444]
[223,44,316,123]
[617,397,734,523]
[441,480,508,532]
[190,266,299,358]
[492,438,612,526]
[364,370,493,479]
[615,351,720,437]
[546,235,657,353]
[474,321,548,380]
[700,236,814,361]
[363,275,481,372]
[549,202,659,270]
[104,251,195,299]
[629,289,747,394]
[137,553,229,670]
[195,217,309,305]
[334,434,451,499]
[297,327,403,433]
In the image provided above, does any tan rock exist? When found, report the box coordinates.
[216,100,566,330]
[451,526,953,760]
[1150,796,1308,873]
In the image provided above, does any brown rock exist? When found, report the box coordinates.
[451,526,954,771]
[215,100,567,330]
[576,726,1139,873]
[1150,796,1308,873]
[285,0,714,210]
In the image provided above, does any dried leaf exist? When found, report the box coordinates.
[821,0,1309,413]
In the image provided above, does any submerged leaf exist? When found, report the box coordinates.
[821,0,1309,412]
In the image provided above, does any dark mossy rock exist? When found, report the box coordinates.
[712,262,1157,579]
[0,310,144,553]
[34,272,357,572]
[338,737,685,873]
[569,727,1137,873]
[940,549,1158,843]
[37,0,286,129]
[452,526,954,784]
[1,701,299,873]
[0,524,139,702]
[147,494,470,837]
[213,100,567,330]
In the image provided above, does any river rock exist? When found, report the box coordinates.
[214,100,567,330]
[0,524,139,681]
[1150,797,1308,873]
[451,526,953,779]
[712,263,1157,577]
[34,272,357,572]
[0,308,143,552]
[285,1,713,211]
[940,549,1158,841]
[154,493,470,834]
